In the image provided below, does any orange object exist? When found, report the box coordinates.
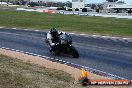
[81,68,89,78]
[43,10,57,14]
[79,68,131,86]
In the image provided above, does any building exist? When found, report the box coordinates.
[72,0,85,9]
[102,2,132,13]
[103,2,123,10]
[107,4,132,13]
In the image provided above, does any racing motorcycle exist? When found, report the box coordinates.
[45,33,79,58]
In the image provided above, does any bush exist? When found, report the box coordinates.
[75,8,79,11]
[82,8,87,12]
[128,10,132,13]
[96,9,99,13]
[28,2,39,7]
[56,7,66,10]
[68,9,72,11]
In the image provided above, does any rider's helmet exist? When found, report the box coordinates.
[50,28,58,38]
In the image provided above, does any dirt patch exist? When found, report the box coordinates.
[0,54,76,88]
[0,48,131,88]
[0,48,110,81]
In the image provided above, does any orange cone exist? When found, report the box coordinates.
[82,68,90,78]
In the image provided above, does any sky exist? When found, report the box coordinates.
[54,0,132,4]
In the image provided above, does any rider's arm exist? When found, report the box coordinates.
[47,32,55,46]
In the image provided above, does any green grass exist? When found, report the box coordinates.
[0,54,80,88]
[0,10,132,37]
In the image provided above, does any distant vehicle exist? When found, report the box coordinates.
[45,32,79,58]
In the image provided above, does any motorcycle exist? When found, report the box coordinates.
[45,32,79,58]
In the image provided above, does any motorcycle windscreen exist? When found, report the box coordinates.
[60,34,72,45]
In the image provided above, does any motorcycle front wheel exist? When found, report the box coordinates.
[70,46,79,58]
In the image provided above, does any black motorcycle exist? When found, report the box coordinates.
[45,33,79,58]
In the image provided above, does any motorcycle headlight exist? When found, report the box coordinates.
[61,39,66,44]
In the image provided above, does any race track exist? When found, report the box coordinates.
[0,28,132,80]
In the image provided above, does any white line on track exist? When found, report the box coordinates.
[69,33,75,35]
[19,51,24,53]
[0,31,24,36]
[1,27,132,42]
[55,59,59,61]
[42,56,46,58]
[50,58,54,60]
[63,61,66,63]
[79,34,86,36]
[59,59,62,62]
[46,57,50,59]
[12,28,17,29]
[35,30,40,32]
[11,49,15,51]
[0,31,43,39]
[1,46,129,80]
[37,55,42,57]
[24,29,29,30]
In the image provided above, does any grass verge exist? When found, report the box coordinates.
[0,54,79,88]
[0,10,132,37]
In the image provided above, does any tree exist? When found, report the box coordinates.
[106,0,118,2]
[75,8,79,11]
[68,8,72,11]
[97,4,103,10]
[91,4,96,9]
[117,1,125,4]
[28,2,39,7]
[56,7,66,10]
[65,1,72,8]
[82,8,87,12]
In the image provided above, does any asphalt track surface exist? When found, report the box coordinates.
[0,28,132,80]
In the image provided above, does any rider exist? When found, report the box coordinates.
[47,27,63,51]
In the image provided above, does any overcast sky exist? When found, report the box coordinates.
[54,0,132,4]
